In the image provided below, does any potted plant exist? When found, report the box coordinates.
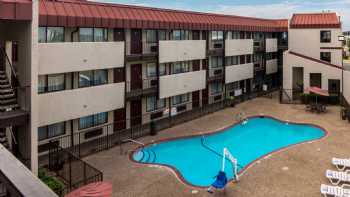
[341,107,347,120]
[228,96,236,107]
[150,121,157,136]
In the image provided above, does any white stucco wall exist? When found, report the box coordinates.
[159,40,206,63]
[344,71,350,104]
[266,38,278,52]
[283,51,342,93]
[266,59,278,74]
[225,39,253,56]
[38,42,125,74]
[288,28,343,66]
[159,70,206,99]
[225,63,254,84]
[38,83,125,126]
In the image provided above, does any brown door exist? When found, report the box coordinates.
[193,60,200,71]
[192,91,200,108]
[193,30,200,40]
[114,29,125,41]
[130,64,142,90]
[114,108,126,131]
[130,100,142,127]
[114,67,125,83]
[202,87,209,105]
[130,29,142,54]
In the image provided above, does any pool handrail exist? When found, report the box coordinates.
[120,138,145,155]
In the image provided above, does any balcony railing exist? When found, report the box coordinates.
[208,67,224,81]
[126,78,158,98]
[126,41,158,60]
[253,40,265,52]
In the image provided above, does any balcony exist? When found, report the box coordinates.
[39,42,125,75]
[208,40,224,56]
[38,83,125,126]
[159,70,206,99]
[253,40,265,52]
[126,78,158,99]
[207,67,224,82]
[266,38,278,53]
[266,59,278,74]
[225,63,254,84]
[126,41,159,61]
[225,39,253,56]
[159,40,206,63]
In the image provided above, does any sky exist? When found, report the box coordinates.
[94,0,350,31]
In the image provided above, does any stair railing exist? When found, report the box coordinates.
[0,46,19,87]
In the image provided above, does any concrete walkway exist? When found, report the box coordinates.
[85,93,350,197]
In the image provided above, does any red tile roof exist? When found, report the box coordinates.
[290,13,341,29]
[0,0,32,20]
[39,0,288,32]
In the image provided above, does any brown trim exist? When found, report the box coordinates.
[289,51,342,70]
[320,47,343,50]
[0,0,32,21]
[129,115,328,189]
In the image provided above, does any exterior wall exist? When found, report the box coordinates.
[38,42,125,74]
[38,83,125,126]
[159,40,206,63]
[344,71,350,104]
[225,39,253,56]
[283,52,342,94]
[266,38,278,52]
[266,59,278,74]
[225,63,254,84]
[159,70,206,99]
[288,28,343,66]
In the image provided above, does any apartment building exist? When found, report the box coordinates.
[4,0,347,178]
[283,13,343,102]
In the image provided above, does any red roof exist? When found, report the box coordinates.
[0,0,32,20]
[39,0,288,32]
[290,13,341,29]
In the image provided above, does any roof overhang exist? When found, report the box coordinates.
[0,0,32,21]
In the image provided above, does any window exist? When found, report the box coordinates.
[226,56,239,66]
[210,56,223,68]
[320,52,331,62]
[310,73,322,88]
[39,27,47,43]
[47,27,64,42]
[39,27,64,43]
[146,96,166,112]
[38,74,65,93]
[171,62,189,74]
[79,28,94,42]
[38,122,65,141]
[320,31,331,43]
[211,31,223,41]
[146,63,157,77]
[79,70,108,88]
[239,55,246,64]
[159,64,166,76]
[210,82,223,95]
[79,112,108,130]
[172,30,189,40]
[158,30,167,40]
[94,28,108,42]
[146,30,157,43]
[172,93,189,105]
[231,31,240,39]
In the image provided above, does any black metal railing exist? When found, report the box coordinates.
[48,144,103,196]
[0,46,19,87]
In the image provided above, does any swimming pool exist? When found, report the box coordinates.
[132,116,326,187]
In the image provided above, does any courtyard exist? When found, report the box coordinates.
[84,93,350,197]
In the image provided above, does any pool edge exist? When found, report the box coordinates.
[129,115,329,189]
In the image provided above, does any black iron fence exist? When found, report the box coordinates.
[48,144,103,196]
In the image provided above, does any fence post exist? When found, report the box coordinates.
[78,132,81,157]
[84,163,87,185]
[69,152,72,190]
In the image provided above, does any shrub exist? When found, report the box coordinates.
[38,168,65,195]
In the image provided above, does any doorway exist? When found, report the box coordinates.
[130,29,142,54]
[130,64,142,90]
[130,100,142,127]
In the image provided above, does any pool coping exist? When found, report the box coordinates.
[129,115,329,189]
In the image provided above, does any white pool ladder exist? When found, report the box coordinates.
[222,148,239,181]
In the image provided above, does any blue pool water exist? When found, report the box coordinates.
[132,117,325,187]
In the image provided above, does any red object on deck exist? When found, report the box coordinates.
[307,87,329,97]
[65,182,112,197]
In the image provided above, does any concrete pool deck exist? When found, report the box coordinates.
[85,93,350,197]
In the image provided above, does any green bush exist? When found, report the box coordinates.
[39,168,65,195]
